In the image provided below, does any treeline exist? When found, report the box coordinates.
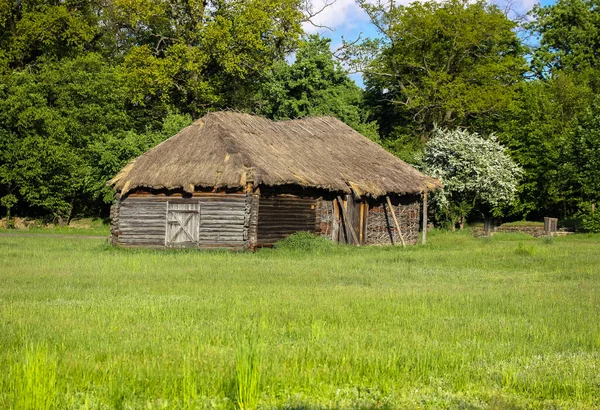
[0,0,598,226]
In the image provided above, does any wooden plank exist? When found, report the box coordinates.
[332,198,340,242]
[422,191,428,245]
[359,202,364,244]
[120,210,168,215]
[258,219,317,225]
[258,212,318,218]
[337,196,359,245]
[386,196,406,247]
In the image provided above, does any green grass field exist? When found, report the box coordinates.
[1,231,599,409]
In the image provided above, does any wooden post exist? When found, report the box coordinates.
[247,185,259,251]
[332,198,340,242]
[544,217,558,238]
[386,196,406,247]
[422,191,428,245]
[337,196,360,245]
[359,202,365,244]
[484,218,493,236]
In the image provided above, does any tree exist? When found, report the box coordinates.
[528,0,600,77]
[570,96,600,210]
[119,0,305,117]
[259,35,379,141]
[0,54,132,222]
[0,0,103,71]
[496,72,593,219]
[356,0,526,136]
[421,127,522,228]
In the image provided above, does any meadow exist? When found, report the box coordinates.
[0,231,599,409]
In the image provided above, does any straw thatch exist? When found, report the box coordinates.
[109,111,441,197]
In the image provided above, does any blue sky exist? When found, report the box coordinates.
[303,0,557,85]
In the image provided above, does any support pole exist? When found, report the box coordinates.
[337,196,360,245]
[386,196,406,247]
[422,191,428,245]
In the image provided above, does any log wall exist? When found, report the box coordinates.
[111,188,422,249]
[113,192,248,249]
[256,195,320,246]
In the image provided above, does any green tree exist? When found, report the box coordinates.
[0,0,103,71]
[528,0,600,77]
[119,0,305,117]
[496,72,593,219]
[260,35,379,141]
[0,54,131,222]
[348,0,526,162]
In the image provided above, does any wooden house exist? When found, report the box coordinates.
[108,112,440,249]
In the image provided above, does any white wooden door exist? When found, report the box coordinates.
[166,203,199,247]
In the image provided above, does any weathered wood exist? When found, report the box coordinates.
[332,199,340,242]
[422,191,428,245]
[257,195,318,245]
[544,217,558,234]
[258,218,317,224]
[386,196,406,247]
[366,198,420,246]
[247,192,259,250]
[336,196,359,245]
[258,221,317,227]
[359,202,365,244]
[116,198,168,247]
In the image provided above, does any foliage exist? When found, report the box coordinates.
[0,53,191,220]
[274,231,335,252]
[0,0,599,226]
[260,35,380,141]
[1,233,600,407]
[0,0,311,221]
[119,0,304,117]
[497,71,599,219]
[580,212,600,233]
[422,127,522,225]
[528,0,600,77]
[355,0,526,147]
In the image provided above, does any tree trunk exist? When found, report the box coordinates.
[459,214,465,230]
[66,198,75,225]
[444,109,452,123]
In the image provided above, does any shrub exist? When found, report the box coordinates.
[580,212,600,233]
[274,232,335,252]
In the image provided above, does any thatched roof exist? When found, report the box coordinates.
[109,111,441,197]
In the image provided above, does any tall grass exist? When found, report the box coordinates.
[0,230,599,408]
[11,343,58,410]
[235,333,262,410]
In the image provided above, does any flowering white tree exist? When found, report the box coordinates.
[422,127,522,229]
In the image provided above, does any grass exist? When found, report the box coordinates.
[0,231,599,409]
[0,217,109,236]
[499,221,545,227]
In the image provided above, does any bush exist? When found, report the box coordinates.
[580,212,600,233]
[559,217,582,231]
[274,232,335,252]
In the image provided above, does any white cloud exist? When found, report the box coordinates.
[302,0,371,34]
[302,0,540,35]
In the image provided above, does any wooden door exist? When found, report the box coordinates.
[166,203,200,247]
